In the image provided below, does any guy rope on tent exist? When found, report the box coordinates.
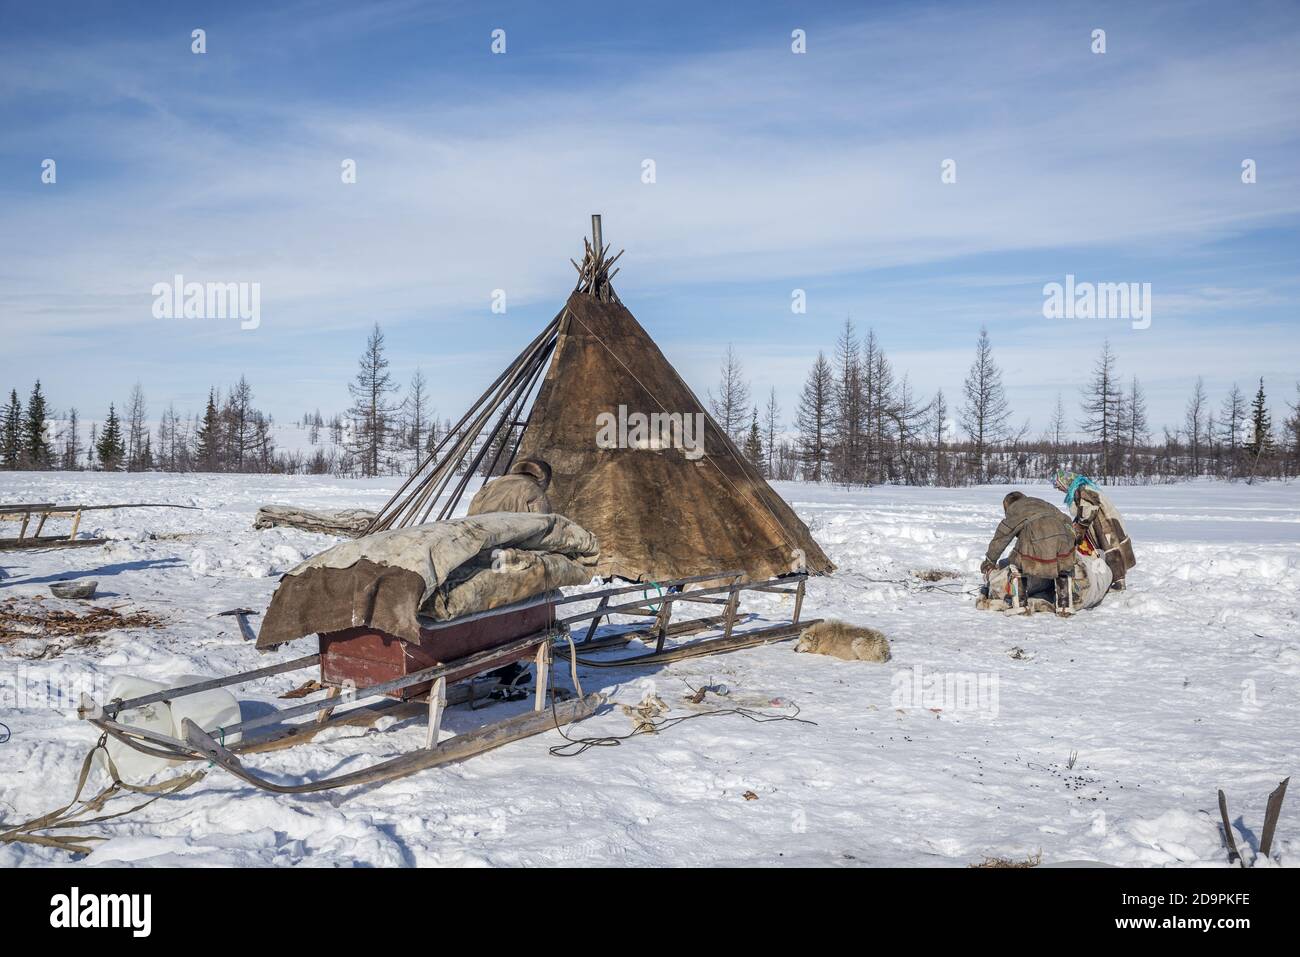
[44,216,834,808]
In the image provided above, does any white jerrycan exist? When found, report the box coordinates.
[97,675,242,782]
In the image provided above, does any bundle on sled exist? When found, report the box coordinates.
[257,511,600,699]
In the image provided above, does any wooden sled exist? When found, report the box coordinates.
[78,570,813,794]
[0,502,198,550]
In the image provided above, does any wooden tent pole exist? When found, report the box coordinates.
[462,336,556,504]
[410,367,531,525]
[379,317,560,531]
[393,317,558,526]
[435,337,556,520]
[367,312,562,532]
[411,328,556,526]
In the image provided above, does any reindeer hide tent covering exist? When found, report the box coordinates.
[515,292,833,582]
[256,513,599,649]
[366,217,834,585]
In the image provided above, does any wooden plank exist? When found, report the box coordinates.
[1218,789,1245,868]
[424,677,446,749]
[0,536,107,551]
[92,676,512,761]
[1259,776,1289,859]
[98,653,320,718]
[1,502,197,516]
[721,583,741,641]
[533,643,549,711]
[0,503,55,515]
[558,578,756,626]
[587,614,728,649]
[581,594,609,643]
[316,686,341,724]
[237,678,501,755]
[556,619,819,668]
[236,699,418,754]
[551,570,749,608]
[651,592,674,654]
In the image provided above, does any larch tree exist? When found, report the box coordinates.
[1283,382,1300,476]
[223,377,256,471]
[1078,342,1123,483]
[743,408,764,470]
[124,382,149,471]
[1183,376,1208,477]
[1219,383,1246,475]
[1124,376,1149,477]
[1048,392,1068,470]
[403,368,431,473]
[347,323,399,478]
[959,326,1010,480]
[931,388,949,485]
[708,343,751,443]
[762,387,781,480]
[889,373,929,484]
[832,318,864,483]
[862,329,899,484]
[62,407,81,470]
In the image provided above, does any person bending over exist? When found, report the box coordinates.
[980,491,1076,602]
[467,457,553,516]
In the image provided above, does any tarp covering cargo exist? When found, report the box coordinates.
[256,512,599,649]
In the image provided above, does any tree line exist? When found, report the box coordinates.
[710,319,1300,486]
[1,377,280,474]
[0,324,454,478]
[5,320,1299,484]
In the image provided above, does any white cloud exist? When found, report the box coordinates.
[2,2,1297,428]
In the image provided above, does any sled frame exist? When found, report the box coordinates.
[1,501,198,550]
[77,569,812,793]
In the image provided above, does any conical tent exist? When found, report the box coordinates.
[368,217,834,584]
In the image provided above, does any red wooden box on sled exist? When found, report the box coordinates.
[319,599,555,699]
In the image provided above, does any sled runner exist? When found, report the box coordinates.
[78,569,813,794]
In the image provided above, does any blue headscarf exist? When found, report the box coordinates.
[1059,472,1096,504]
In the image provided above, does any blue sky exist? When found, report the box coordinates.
[2,0,1298,437]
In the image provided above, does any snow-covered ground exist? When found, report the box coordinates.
[1,472,1296,867]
